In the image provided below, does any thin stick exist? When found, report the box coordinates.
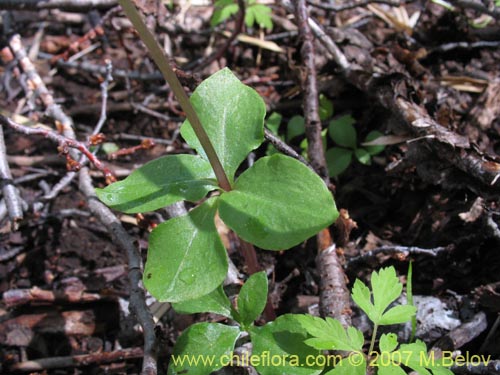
[0,0,118,11]
[293,0,328,179]
[0,115,115,182]
[308,0,400,11]
[347,245,451,267]
[118,0,232,191]
[0,125,23,226]
[9,347,143,372]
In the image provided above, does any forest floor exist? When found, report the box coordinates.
[0,0,500,374]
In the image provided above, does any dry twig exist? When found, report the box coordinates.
[10,347,143,372]
[292,0,352,328]
[308,0,400,11]
[4,33,158,375]
[0,125,23,227]
[0,0,117,11]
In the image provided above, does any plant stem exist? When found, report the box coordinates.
[369,324,378,355]
[118,0,232,192]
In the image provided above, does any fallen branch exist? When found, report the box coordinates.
[0,125,23,227]
[9,347,143,372]
[0,0,117,11]
[308,0,400,11]
[292,0,351,328]
[3,287,116,308]
[293,0,328,178]
[347,245,452,267]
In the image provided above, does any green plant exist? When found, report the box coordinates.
[96,68,337,303]
[297,266,453,375]
[266,95,385,177]
[211,0,273,30]
[167,266,453,375]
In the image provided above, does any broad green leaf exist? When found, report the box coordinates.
[364,130,386,155]
[329,115,356,149]
[96,155,216,213]
[266,112,282,135]
[172,285,233,318]
[143,198,227,302]
[287,115,305,141]
[168,322,240,375]
[379,333,399,353]
[379,304,417,325]
[324,354,366,375]
[298,315,364,352]
[237,271,268,328]
[319,94,334,121]
[219,154,338,250]
[181,68,265,182]
[326,147,352,177]
[249,314,323,375]
[354,148,371,165]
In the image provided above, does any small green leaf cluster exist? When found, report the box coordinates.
[96,68,337,303]
[211,0,273,30]
[169,266,454,375]
[266,94,385,177]
[169,271,322,375]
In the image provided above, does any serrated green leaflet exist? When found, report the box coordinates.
[237,271,268,328]
[249,314,323,375]
[168,322,240,375]
[172,284,233,318]
[218,154,338,250]
[143,198,227,302]
[324,354,366,375]
[352,267,415,325]
[298,315,364,352]
[95,155,217,213]
[397,341,453,375]
[181,68,265,183]
[380,304,417,325]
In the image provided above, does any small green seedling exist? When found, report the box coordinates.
[168,266,454,375]
[211,0,273,30]
[296,266,453,375]
[267,94,385,177]
[96,68,337,303]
